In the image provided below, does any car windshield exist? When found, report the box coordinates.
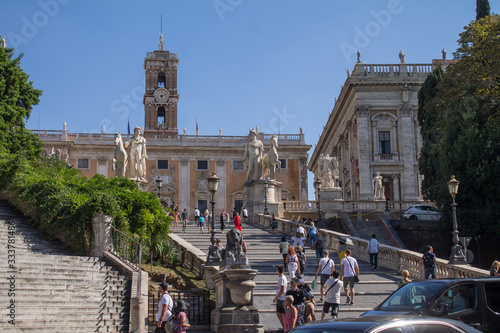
[379,282,446,311]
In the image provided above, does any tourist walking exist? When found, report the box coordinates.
[308,222,317,248]
[490,260,500,277]
[193,207,200,224]
[271,213,278,234]
[292,231,306,250]
[321,271,343,319]
[172,299,190,333]
[422,245,436,279]
[296,224,306,238]
[286,278,305,326]
[279,237,289,266]
[283,295,298,332]
[181,209,188,233]
[340,249,359,305]
[204,209,210,233]
[234,212,242,231]
[220,210,226,232]
[173,208,179,230]
[242,207,248,223]
[286,246,300,280]
[297,275,312,294]
[313,235,324,264]
[303,292,316,323]
[314,250,335,302]
[272,265,287,329]
[296,245,306,276]
[367,234,381,270]
[338,239,347,263]
[397,269,412,289]
[198,215,205,234]
[155,282,173,333]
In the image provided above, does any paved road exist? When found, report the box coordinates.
[172,220,401,332]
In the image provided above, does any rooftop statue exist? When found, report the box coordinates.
[244,128,264,183]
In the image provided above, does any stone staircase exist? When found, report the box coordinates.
[349,217,394,247]
[171,220,401,332]
[0,200,131,332]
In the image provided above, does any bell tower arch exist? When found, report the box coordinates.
[143,35,179,135]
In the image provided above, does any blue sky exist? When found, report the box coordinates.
[1,0,497,197]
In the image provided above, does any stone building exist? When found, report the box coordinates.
[308,52,452,204]
[34,38,311,217]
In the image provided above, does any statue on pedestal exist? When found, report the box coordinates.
[244,129,264,183]
[373,172,385,200]
[316,153,340,189]
[262,135,280,180]
[126,126,147,181]
[113,133,128,177]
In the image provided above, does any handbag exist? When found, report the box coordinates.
[163,314,178,333]
[346,257,360,283]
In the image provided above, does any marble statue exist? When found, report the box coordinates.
[223,228,246,265]
[316,153,340,188]
[112,132,128,177]
[357,50,361,63]
[63,122,67,131]
[399,50,405,63]
[183,127,186,135]
[101,125,105,134]
[262,135,280,180]
[126,126,147,181]
[1,36,6,48]
[244,128,264,182]
[219,128,222,136]
[442,48,447,61]
[373,172,385,199]
[346,69,350,77]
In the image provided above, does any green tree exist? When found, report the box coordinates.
[0,47,43,159]
[476,0,491,20]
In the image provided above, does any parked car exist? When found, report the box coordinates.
[288,316,481,333]
[403,204,441,221]
[362,277,500,333]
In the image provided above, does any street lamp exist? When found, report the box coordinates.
[314,179,324,228]
[155,176,163,200]
[207,172,221,263]
[264,181,270,216]
[447,175,467,265]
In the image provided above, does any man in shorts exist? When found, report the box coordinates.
[193,207,200,224]
[272,265,287,329]
[313,250,335,302]
[181,208,188,233]
[322,271,343,319]
[340,249,359,305]
[242,207,248,223]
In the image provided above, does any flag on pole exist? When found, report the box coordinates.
[162,119,166,134]
[196,118,199,136]
[127,118,131,135]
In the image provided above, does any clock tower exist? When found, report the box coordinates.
[143,34,179,135]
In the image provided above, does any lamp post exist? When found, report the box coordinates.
[264,181,270,216]
[314,179,324,228]
[207,172,221,263]
[447,175,467,265]
[155,176,163,201]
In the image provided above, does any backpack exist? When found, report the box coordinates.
[315,238,324,250]
[297,251,305,265]
[295,303,305,326]
[423,252,434,268]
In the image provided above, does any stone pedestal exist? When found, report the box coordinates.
[211,268,263,333]
[319,188,344,219]
[204,264,219,290]
[245,179,281,224]
[91,214,112,257]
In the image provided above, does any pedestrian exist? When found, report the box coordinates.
[340,249,359,306]
[155,281,173,333]
[338,240,347,263]
[367,234,381,270]
[422,245,436,279]
[296,224,306,238]
[242,207,248,223]
[204,209,210,233]
[321,271,343,319]
[173,208,179,230]
[232,207,237,220]
[296,245,306,276]
[286,246,300,280]
[172,299,190,333]
[303,292,316,323]
[198,215,205,234]
[490,260,500,277]
[283,295,298,332]
[272,265,287,329]
[279,237,290,266]
[193,207,200,225]
[313,235,324,264]
[292,231,306,250]
[314,250,335,302]
[234,212,242,231]
[297,275,312,294]
[216,238,224,256]
[220,210,226,232]
[308,222,317,248]
[397,269,412,289]
[286,278,305,326]
[271,213,278,234]
[181,208,188,233]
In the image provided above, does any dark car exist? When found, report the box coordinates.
[288,316,482,333]
[362,277,500,333]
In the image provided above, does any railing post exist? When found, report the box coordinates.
[91,214,112,257]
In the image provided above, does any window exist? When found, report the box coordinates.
[157,107,165,127]
[233,161,244,171]
[485,282,500,313]
[197,160,208,170]
[278,159,287,170]
[77,159,89,169]
[157,73,165,88]
[412,324,456,333]
[437,284,476,313]
[379,131,391,154]
[158,160,168,170]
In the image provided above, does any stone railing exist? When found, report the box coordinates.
[353,63,433,77]
[168,232,206,279]
[255,214,489,280]
[284,200,424,213]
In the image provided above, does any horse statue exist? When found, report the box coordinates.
[262,135,280,180]
[112,132,128,177]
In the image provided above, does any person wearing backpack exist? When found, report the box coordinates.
[155,282,173,333]
[422,245,437,279]
[321,271,343,319]
[308,222,317,248]
[314,251,335,302]
[313,235,324,265]
[295,245,306,275]
[286,278,306,326]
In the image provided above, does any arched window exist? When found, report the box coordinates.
[157,107,165,127]
[157,73,166,88]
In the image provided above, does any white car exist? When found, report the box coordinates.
[403,204,441,221]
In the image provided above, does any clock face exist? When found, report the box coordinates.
[154,88,170,103]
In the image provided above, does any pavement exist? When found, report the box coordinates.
[171,220,401,332]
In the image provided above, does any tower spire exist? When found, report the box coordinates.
[158,13,164,51]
